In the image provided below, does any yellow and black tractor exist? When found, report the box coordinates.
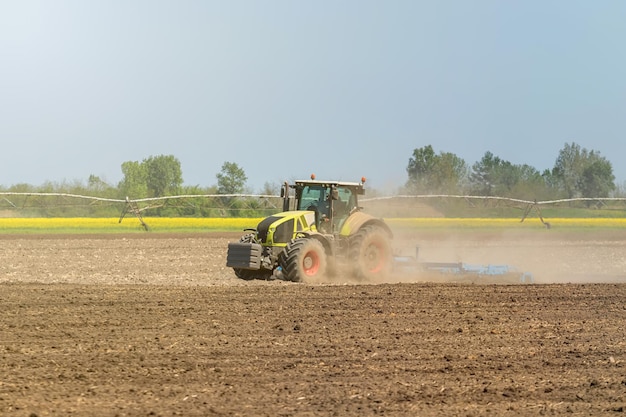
[226,175,393,282]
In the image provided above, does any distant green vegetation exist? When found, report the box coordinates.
[0,157,273,218]
[406,142,624,202]
[1,143,625,219]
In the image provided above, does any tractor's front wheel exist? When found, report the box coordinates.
[280,238,327,282]
[233,268,257,280]
[233,268,272,281]
[350,226,393,281]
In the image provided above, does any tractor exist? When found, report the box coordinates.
[226,175,393,282]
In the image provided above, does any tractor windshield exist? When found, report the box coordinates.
[298,185,327,211]
[333,187,356,217]
[296,184,357,232]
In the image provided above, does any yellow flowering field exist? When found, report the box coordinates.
[0,217,264,233]
[0,217,624,234]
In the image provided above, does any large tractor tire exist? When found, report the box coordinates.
[233,268,258,281]
[350,225,393,281]
[280,238,328,282]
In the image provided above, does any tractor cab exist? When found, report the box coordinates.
[282,175,365,234]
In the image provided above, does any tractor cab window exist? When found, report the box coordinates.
[298,186,329,215]
[296,184,357,233]
[333,187,355,222]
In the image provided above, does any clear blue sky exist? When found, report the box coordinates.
[1,1,625,192]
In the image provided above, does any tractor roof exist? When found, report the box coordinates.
[292,179,364,189]
[291,180,364,194]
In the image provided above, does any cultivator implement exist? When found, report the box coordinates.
[393,250,533,284]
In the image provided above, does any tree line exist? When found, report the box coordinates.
[1,143,623,217]
[2,143,619,201]
[2,157,252,199]
[406,142,619,201]
[0,157,259,217]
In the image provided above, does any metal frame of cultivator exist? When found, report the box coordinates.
[393,248,534,284]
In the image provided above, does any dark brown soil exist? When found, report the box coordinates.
[0,232,625,416]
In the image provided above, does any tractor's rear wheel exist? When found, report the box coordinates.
[350,226,393,281]
[280,238,327,282]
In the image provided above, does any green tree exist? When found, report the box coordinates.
[216,162,247,194]
[406,145,467,194]
[469,151,502,195]
[433,152,468,193]
[118,161,148,198]
[144,155,183,197]
[470,152,547,198]
[553,142,585,198]
[118,155,183,199]
[407,145,436,192]
[506,164,551,200]
[553,142,615,199]
[579,158,615,200]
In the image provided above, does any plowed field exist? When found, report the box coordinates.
[0,231,625,416]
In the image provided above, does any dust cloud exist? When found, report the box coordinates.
[383,227,626,285]
[298,227,626,286]
[360,198,625,285]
